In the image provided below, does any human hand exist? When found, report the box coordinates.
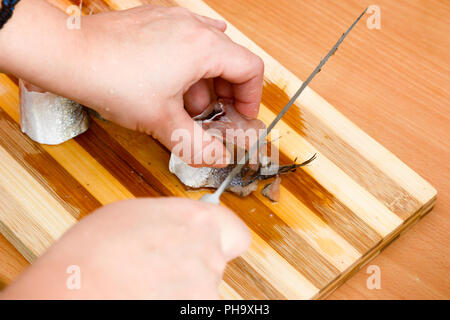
[1,2,264,167]
[77,5,264,167]
[1,198,250,299]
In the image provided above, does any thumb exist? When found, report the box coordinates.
[154,102,231,168]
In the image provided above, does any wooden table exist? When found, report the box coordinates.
[0,0,449,299]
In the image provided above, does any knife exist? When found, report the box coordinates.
[200,8,368,204]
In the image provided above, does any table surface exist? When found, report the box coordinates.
[0,0,449,299]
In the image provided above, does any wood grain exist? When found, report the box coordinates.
[0,0,447,300]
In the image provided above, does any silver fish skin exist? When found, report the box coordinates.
[19,80,90,145]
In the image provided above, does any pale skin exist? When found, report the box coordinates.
[2,198,251,299]
[0,0,263,299]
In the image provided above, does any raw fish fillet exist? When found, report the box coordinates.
[19,80,90,145]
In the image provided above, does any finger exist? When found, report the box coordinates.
[213,77,233,99]
[194,14,227,32]
[205,41,264,119]
[184,79,212,116]
[155,101,230,168]
[209,203,251,262]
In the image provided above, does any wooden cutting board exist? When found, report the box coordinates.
[0,0,437,299]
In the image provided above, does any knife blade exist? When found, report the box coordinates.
[200,8,368,204]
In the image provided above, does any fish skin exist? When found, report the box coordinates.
[19,80,90,145]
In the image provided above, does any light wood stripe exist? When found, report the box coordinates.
[219,281,242,300]
[0,148,77,261]
[0,109,101,219]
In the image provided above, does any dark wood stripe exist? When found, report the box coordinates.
[88,119,339,289]
[223,257,286,299]
[5,74,18,86]
[278,152,382,253]
[0,108,101,220]
[0,233,29,287]
[75,121,162,198]
[262,81,421,220]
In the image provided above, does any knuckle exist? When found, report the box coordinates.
[195,27,220,46]
[252,55,265,75]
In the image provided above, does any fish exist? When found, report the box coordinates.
[19,80,90,145]
[261,175,281,202]
[169,99,316,198]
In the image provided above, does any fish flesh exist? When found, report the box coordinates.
[19,80,90,145]
[170,99,316,198]
[261,175,281,202]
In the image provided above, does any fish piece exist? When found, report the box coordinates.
[261,175,281,202]
[170,99,317,197]
[19,80,90,145]
[199,99,266,151]
[169,154,258,196]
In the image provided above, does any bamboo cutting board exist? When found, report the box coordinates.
[0,0,437,299]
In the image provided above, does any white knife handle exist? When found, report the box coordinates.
[199,192,221,204]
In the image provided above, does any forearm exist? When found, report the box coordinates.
[0,0,84,95]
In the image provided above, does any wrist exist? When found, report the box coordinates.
[0,0,86,95]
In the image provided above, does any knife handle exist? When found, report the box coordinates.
[199,192,221,204]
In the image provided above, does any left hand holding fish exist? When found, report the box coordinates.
[0,0,265,168]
